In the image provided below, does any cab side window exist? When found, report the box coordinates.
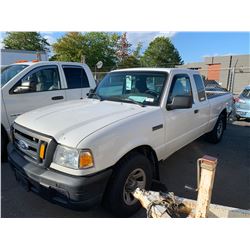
[167,74,192,104]
[12,66,61,94]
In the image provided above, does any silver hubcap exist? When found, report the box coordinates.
[217,120,223,138]
[123,168,146,206]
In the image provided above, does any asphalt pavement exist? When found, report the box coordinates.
[1,120,250,217]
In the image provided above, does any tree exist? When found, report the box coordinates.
[141,37,183,67]
[52,32,119,70]
[117,42,142,68]
[52,32,85,62]
[116,32,131,62]
[3,32,50,51]
[117,55,141,68]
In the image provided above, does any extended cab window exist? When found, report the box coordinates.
[167,74,192,104]
[193,74,206,101]
[63,66,90,89]
[11,66,61,94]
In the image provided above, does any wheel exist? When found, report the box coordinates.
[103,153,153,217]
[236,115,241,121]
[206,114,225,144]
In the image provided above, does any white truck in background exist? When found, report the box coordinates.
[1,61,96,158]
[7,68,233,216]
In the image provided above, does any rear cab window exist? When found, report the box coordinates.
[63,66,90,89]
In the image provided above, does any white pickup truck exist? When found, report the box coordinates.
[7,68,233,216]
[1,61,96,158]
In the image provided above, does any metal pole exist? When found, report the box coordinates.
[231,67,235,94]
[226,55,233,90]
[231,59,238,94]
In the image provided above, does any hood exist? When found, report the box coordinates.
[15,98,145,147]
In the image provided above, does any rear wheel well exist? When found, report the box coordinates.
[116,145,159,180]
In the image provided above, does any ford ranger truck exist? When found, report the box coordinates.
[7,68,233,216]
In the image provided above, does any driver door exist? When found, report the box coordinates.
[163,73,197,157]
[3,65,66,125]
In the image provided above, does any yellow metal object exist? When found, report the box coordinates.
[39,144,46,159]
[79,151,94,168]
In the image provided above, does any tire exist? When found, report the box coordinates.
[236,116,241,121]
[103,153,153,217]
[206,114,225,144]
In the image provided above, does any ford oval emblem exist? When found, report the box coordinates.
[17,140,29,150]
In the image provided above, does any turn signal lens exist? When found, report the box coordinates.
[79,151,94,169]
[39,143,46,159]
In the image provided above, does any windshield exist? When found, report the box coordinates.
[241,89,250,99]
[92,71,168,106]
[1,64,28,87]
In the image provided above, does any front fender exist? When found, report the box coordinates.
[77,109,165,174]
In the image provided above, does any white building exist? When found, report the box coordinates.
[1,49,48,65]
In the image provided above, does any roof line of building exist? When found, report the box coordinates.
[1,49,47,54]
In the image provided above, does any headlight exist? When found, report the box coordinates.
[53,145,94,169]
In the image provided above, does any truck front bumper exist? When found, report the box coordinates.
[7,143,112,209]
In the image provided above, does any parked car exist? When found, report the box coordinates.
[8,68,233,216]
[235,85,250,120]
[1,61,96,158]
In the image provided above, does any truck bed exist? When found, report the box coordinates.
[206,90,231,99]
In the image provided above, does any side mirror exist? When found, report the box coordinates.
[166,95,193,110]
[86,88,95,97]
[13,81,32,93]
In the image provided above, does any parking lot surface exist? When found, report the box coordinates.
[1,120,250,218]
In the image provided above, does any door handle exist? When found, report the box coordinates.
[194,109,199,114]
[51,96,64,100]
[10,113,21,117]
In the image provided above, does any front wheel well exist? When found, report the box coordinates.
[116,145,159,180]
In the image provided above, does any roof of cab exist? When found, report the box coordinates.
[111,67,198,74]
[13,61,87,66]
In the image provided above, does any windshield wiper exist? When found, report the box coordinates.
[88,93,103,101]
[106,96,145,107]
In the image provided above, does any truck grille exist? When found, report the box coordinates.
[13,123,54,166]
